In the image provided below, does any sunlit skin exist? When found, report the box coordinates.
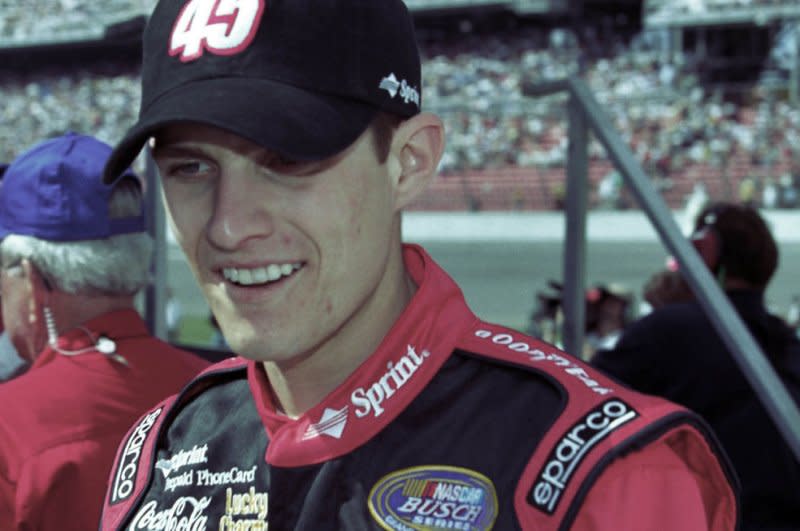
[1,260,138,364]
[1,264,39,362]
[152,116,443,416]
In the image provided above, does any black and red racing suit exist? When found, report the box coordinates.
[101,244,739,530]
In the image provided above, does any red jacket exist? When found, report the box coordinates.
[100,246,739,530]
[0,309,209,530]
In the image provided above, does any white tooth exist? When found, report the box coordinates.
[267,264,282,281]
[280,264,293,276]
[224,268,238,282]
[252,267,269,283]
[238,269,254,284]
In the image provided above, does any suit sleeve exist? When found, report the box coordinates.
[571,438,736,531]
[0,471,15,530]
[9,438,121,530]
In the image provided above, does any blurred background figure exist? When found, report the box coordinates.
[0,314,26,383]
[638,266,695,315]
[0,132,208,530]
[584,283,634,354]
[0,162,26,382]
[592,201,800,531]
[528,280,634,358]
[526,279,564,345]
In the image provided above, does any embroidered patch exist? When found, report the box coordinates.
[169,0,266,62]
[528,399,638,515]
[368,466,498,530]
[110,407,163,505]
[378,73,421,108]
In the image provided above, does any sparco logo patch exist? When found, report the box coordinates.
[529,399,638,514]
[369,466,498,530]
[111,407,163,505]
[170,0,266,62]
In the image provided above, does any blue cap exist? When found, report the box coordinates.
[0,132,146,242]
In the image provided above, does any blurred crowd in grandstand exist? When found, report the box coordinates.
[1,2,800,211]
[0,0,155,41]
[646,0,800,17]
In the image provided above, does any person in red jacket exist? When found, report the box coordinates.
[98,1,739,529]
[0,132,209,530]
[0,163,27,382]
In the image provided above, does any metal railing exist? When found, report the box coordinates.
[531,76,800,462]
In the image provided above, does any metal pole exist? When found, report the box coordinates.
[144,150,167,341]
[792,22,799,105]
[568,76,800,461]
[562,92,589,357]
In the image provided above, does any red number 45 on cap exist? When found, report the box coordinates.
[169,0,266,62]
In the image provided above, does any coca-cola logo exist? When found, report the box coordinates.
[129,496,211,530]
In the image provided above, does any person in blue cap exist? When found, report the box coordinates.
[0,132,209,530]
[0,163,28,382]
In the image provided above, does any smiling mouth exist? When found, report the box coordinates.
[222,262,303,286]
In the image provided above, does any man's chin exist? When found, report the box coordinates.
[222,332,259,358]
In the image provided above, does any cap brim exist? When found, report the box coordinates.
[103,77,379,183]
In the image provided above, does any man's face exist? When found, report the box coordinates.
[1,262,37,362]
[153,123,407,364]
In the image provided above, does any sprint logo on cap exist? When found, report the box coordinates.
[169,0,266,62]
[379,73,420,108]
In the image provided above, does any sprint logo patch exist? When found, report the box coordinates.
[369,466,498,530]
[529,399,638,514]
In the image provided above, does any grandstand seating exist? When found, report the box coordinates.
[645,0,800,27]
[1,3,798,213]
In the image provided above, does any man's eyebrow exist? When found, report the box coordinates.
[151,144,205,158]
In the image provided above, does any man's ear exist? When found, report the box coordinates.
[21,259,49,325]
[389,112,445,211]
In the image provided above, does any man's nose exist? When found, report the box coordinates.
[206,172,274,250]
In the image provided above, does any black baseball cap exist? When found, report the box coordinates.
[104,0,422,183]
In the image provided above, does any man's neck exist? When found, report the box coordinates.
[262,267,418,419]
[723,277,759,292]
[48,293,137,337]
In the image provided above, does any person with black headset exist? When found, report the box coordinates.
[0,132,209,530]
[592,201,800,531]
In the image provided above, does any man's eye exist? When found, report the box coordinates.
[260,153,318,176]
[164,160,212,178]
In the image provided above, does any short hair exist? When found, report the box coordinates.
[693,201,778,289]
[0,177,153,296]
[371,112,403,163]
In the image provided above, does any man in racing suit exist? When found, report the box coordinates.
[99,0,739,529]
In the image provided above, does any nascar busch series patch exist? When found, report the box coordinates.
[528,399,638,514]
[368,466,498,530]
